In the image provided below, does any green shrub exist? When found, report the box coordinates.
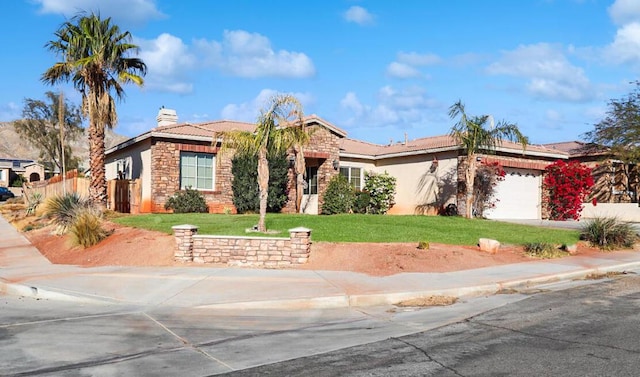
[10,175,26,187]
[45,193,90,232]
[580,217,637,250]
[321,174,355,214]
[352,191,371,214]
[523,242,566,258]
[165,187,209,213]
[231,151,289,214]
[69,207,109,248]
[418,241,430,250]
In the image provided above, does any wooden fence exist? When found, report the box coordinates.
[23,170,89,201]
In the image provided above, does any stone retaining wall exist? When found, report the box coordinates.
[172,225,311,267]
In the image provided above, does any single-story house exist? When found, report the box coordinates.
[106,108,624,220]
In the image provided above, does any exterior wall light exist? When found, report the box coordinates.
[332,159,339,170]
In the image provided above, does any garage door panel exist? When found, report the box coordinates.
[485,168,540,220]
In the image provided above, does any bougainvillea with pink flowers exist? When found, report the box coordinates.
[543,160,594,220]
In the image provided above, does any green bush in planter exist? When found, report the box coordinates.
[165,187,209,213]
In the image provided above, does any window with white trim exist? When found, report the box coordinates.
[339,166,362,191]
[180,152,215,190]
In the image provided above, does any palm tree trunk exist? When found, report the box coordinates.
[465,154,477,218]
[294,147,305,213]
[88,122,107,209]
[257,147,269,232]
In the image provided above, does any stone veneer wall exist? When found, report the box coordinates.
[150,140,236,213]
[172,225,312,267]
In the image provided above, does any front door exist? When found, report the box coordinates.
[301,166,318,214]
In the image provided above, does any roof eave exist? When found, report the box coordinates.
[106,132,215,155]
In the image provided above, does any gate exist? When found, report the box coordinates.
[114,180,130,213]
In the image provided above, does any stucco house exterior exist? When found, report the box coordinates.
[106,108,584,220]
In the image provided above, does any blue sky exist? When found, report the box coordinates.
[1,0,639,145]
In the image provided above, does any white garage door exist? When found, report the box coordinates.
[485,168,541,220]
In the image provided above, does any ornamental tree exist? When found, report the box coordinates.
[543,160,594,221]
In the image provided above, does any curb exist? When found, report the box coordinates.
[3,262,640,309]
[0,278,117,304]
[200,262,640,310]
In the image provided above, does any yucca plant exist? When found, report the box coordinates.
[26,192,43,216]
[580,217,637,250]
[45,193,91,234]
[69,206,109,248]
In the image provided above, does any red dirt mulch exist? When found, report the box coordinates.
[22,221,608,276]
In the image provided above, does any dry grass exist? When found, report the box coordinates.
[395,295,458,307]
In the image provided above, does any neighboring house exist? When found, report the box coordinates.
[106,108,577,220]
[0,155,44,187]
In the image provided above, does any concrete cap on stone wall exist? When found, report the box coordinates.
[172,224,199,231]
[288,227,311,233]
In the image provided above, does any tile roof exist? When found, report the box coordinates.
[543,141,609,157]
[152,120,255,138]
[341,134,564,158]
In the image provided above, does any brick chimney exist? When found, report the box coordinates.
[157,107,178,127]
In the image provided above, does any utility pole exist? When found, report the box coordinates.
[59,91,66,195]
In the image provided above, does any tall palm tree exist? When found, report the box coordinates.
[42,12,146,207]
[449,100,528,218]
[218,94,309,232]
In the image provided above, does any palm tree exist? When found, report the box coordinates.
[218,94,309,232]
[42,12,146,207]
[449,100,528,218]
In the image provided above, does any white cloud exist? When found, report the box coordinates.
[33,0,165,25]
[136,29,315,93]
[205,30,316,78]
[608,0,640,26]
[486,43,594,102]
[397,52,441,66]
[339,86,440,128]
[221,89,315,122]
[386,52,440,79]
[344,6,375,26]
[604,22,640,66]
[386,62,422,79]
[136,34,197,94]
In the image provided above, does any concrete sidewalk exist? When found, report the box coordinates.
[2,215,640,309]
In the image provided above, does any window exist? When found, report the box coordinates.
[339,166,362,190]
[180,152,215,190]
[304,166,318,195]
[0,169,5,182]
[115,157,132,180]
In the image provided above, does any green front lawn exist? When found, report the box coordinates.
[112,213,580,246]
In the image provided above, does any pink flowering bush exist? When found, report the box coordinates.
[543,160,594,221]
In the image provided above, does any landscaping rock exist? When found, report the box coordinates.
[565,244,578,255]
[479,238,500,254]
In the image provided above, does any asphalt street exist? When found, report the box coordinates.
[226,274,640,376]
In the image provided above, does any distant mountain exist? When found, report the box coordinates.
[0,121,129,169]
